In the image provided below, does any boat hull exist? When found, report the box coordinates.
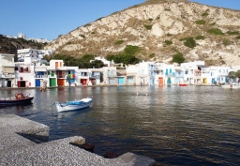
[55,98,93,113]
[179,83,187,86]
[0,97,34,106]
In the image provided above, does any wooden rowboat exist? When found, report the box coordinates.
[0,93,34,106]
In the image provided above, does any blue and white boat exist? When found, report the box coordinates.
[55,97,93,113]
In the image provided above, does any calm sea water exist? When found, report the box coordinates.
[1,86,240,165]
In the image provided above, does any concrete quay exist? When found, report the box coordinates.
[0,114,155,166]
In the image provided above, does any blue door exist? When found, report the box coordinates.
[35,79,41,87]
[118,78,124,85]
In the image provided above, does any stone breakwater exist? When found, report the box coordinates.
[0,114,155,166]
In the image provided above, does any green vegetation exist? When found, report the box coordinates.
[227,31,240,35]
[106,54,139,65]
[47,54,104,68]
[195,35,205,40]
[171,52,185,65]
[80,34,85,38]
[228,71,236,80]
[84,23,91,27]
[236,35,240,39]
[164,40,173,45]
[180,37,196,48]
[208,28,224,35]
[227,70,240,81]
[149,53,155,58]
[144,24,152,30]
[201,12,209,17]
[106,45,140,65]
[124,45,141,55]
[148,18,153,22]
[202,9,209,17]
[196,20,206,25]
[223,39,231,46]
[96,17,103,21]
[114,40,124,45]
[0,34,47,59]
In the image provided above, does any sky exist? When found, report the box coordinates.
[1,0,240,40]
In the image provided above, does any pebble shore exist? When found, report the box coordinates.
[0,114,155,166]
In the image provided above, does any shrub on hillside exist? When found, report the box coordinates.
[196,20,206,25]
[164,40,173,45]
[180,37,196,48]
[144,24,152,30]
[202,12,208,17]
[171,52,185,65]
[149,53,155,58]
[124,45,141,55]
[227,31,240,35]
[208,28,224,35]
[223,39,231,46]
[195,35,205,40]
[115,40,124,45]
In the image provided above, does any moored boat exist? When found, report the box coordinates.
[0,93,34,106]
[179,83,187,86]
[55,97,93,113]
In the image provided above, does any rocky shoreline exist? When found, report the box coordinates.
[0,114,155,166]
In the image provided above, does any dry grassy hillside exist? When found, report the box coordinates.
[45,0,240,66]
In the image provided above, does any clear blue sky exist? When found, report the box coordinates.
[1,0,240,40]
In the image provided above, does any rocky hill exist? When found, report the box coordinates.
[44,0,240,66]
[0,34,47,56]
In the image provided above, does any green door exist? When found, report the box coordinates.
[50,78,56,87]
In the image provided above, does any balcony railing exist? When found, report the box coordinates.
[0,73,15,78]
[35,75,48,78]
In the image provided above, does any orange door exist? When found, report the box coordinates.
[159,78,163,85]
[57,79,65,86]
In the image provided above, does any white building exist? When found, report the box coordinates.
[15,48,51,87]
[0,54,15,87]
[181,61,205,84]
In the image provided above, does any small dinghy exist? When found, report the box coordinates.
[55,97,93,113]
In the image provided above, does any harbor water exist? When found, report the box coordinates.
[0,85,240,165]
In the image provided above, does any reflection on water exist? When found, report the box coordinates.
[0,86,240,165]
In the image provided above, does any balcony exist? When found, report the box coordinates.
[165,73,175,77]
[0,73,15,78]
[35,75,48,78]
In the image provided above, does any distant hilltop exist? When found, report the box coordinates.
[5,33,51,44]
[0,34,48,55]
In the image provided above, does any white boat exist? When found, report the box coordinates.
[55,97,93,113]
[221,83,240,89]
